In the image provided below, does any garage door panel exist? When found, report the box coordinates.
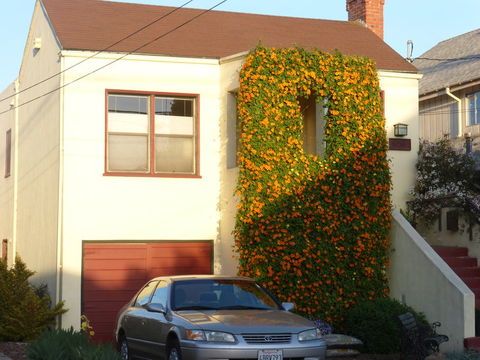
[83,301,128,313]
[148,243,211,257]
[83,279,146,291]
[84,245,147,259]
[149,265,211,277]
[83,259,146,271]
[83,269,146,282]
[82,242,213,344]
[84,290,136,302]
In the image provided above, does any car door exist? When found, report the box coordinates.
[124,280,158,357]
[143,280,170,359]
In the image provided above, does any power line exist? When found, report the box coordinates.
[414,54,480,63]
[1,0,228,115]
[0,0,195,105]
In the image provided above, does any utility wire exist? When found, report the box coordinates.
[1,0,228,115]
[413,54,480,62]
[0,0,195,104]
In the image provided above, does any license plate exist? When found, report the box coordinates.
[258,349,283,360]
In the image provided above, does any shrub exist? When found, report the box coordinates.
[407,139,479,225]
[27,328,121,360]
[0,256,67,341]
[342,297,427,354]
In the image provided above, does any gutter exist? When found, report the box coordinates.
[445,87,462,138]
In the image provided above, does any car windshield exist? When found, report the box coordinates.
[171,279,281,311]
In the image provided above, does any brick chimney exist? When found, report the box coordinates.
[346,0,385,39]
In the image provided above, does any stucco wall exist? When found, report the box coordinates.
[14,0,62,298]
[0,82,16,266]
[389,210,475,352]
[59,52,223,328]
[379,71,421,210]
[219,54,245,276]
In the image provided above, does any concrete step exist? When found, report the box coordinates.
[443,256,478,268]
[454,267,480,277]
[462,277,480,288]
[465,337,480,351]
[433,246,469,257]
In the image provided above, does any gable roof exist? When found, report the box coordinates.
[40,0,416,73]
[414,29,480,96]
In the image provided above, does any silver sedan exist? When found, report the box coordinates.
[115,275,326,360]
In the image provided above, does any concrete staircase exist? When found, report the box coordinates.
[432,246,480,351]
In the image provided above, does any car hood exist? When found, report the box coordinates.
[176,310,314,333]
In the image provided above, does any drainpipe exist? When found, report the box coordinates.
[445,87,462,138]
[12,78,20,265]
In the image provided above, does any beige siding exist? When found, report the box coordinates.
[15,1,62,296]
[419,95,458,141]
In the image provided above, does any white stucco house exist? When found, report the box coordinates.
[0,0,420,342]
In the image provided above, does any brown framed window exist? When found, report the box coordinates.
[106,92,198,176]
[5,129,11,178]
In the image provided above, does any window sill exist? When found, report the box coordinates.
[103,172,202,179]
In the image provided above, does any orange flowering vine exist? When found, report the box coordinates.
[234,46,391,327]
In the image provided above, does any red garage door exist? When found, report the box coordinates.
[82,242,212,343]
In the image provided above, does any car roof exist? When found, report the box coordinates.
[150,275,255,283]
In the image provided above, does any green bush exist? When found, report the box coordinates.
[28,328,121,360]
[0,256,67,341]
[342,297,427,354]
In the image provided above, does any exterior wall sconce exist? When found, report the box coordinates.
[33,37,42,51]
[394,123,408,137]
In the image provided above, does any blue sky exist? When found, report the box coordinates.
[1,0,480,91]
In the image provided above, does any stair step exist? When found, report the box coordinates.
[443,256,478,268]
[433,246,469,257]
[453,267,480,277]
[465,337,480,350]
[462,277,480,288]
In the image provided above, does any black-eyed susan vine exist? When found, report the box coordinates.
[234,46,392,326]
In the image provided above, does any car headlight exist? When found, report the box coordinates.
[186,330,236,343]
[298,328,322,342]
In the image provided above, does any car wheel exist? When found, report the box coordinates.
[167,340,182,360]
[119,336,130,360]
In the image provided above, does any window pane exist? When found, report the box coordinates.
[155,136,194,173]
[155,98,192,117]
[108,134,148,172]
[109,95,147,114]
[135,281,158,307]
[468,94,475,126]
[476,94,480,125]
[151,281,168,306]
[109,112,149,133]
[155,115,193,135]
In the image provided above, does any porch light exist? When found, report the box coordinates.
[394,123,408,137]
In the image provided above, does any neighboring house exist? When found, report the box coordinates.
[0,0,419,342]
[414,30,480,245]
[415,29,480,148]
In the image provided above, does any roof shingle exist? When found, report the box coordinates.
[41,0,416,73]
[414,29,480,96]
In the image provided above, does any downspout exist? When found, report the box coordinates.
[55,53,65,327]
[12,79,20,264]
[445,87,462,138]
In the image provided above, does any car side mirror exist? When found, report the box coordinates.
[145,303,166,314]
[282,302,294,311]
